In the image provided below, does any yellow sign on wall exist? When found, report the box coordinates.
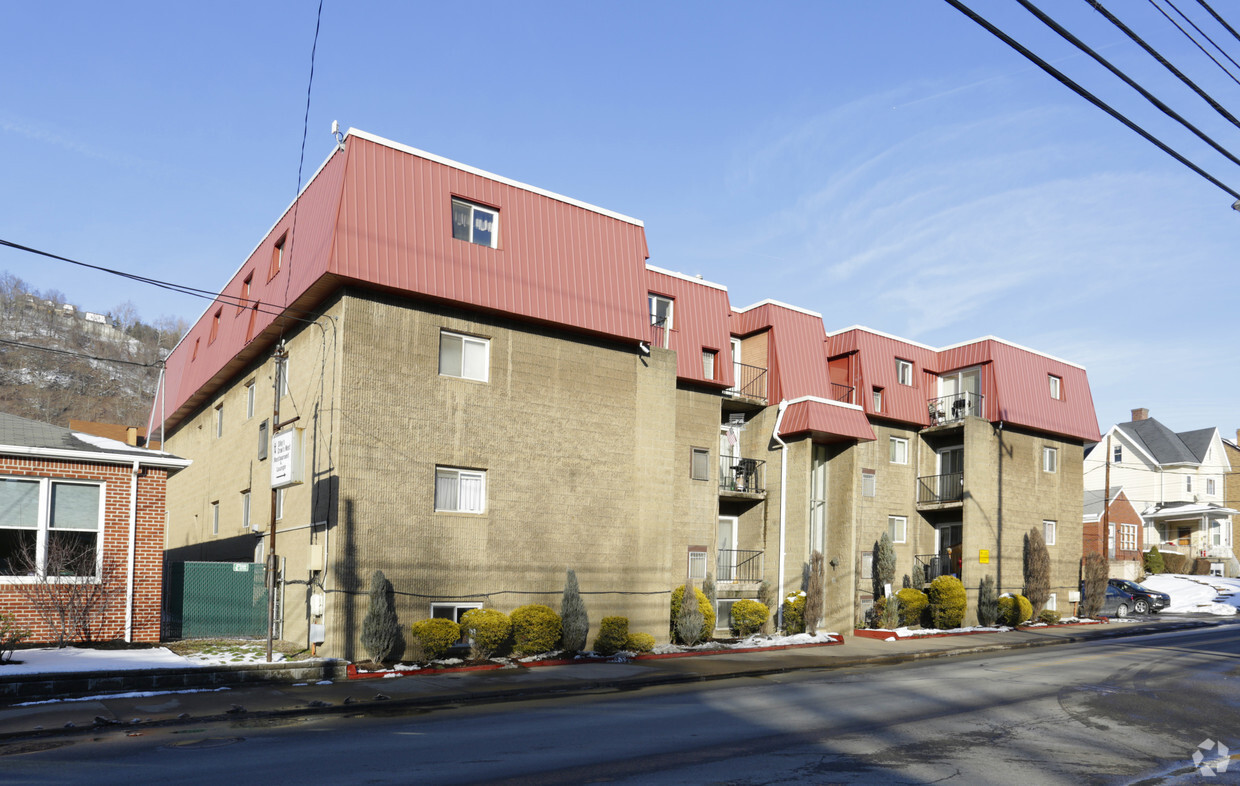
[979,549,990,564]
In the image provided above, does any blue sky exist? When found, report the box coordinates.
[3,1,1237,436]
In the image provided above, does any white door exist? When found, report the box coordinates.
[718,516,738,581]
[730,337,742,394]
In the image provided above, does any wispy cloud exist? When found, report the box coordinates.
[1,116,155,172]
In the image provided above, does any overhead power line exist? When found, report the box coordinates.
[0,336,158,368]
[1163,0,1240,72]
[1148,0,1240,88]
[1018,0,1240,169]
[1196,0,1240,47]
[942,0,1240,203]
[1086,0,1240,133]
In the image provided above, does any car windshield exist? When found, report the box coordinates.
[1124,581,1151,592]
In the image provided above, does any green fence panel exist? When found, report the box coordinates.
[165,561,269,639]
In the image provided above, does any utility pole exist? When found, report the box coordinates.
[266,341,288,663]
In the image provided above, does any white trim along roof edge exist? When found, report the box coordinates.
[645,264,728,292]
[0,444,192,470]
[734,299,823,319]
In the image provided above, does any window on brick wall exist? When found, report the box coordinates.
[1120,523,1137,551]
[0,477,103,580]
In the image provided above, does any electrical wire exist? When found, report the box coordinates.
[942,0,1240,201]
[1147,0,1240,87]
[0,336,158,368]
[282,0,325,309]
[1164,0,1240,71]
[1196,0,1240,47]
[1085,0,1240,132]
[1019,0,1240,168]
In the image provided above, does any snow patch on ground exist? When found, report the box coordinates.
[2,644,292,676]
[1140,574,1240,616]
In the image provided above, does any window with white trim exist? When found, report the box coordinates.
[889,437,909,465]
[215,404,224,438]
[862,469,876,497]
[451,198,498,248]
[1048,374,1062,400]
[1043,519,1056,546]
[648,295,673,330]
[439,330,489,382]
[690,448,710,481]
[1207,478,1216,496]
[702,349,716,380]
[1120,523,1137,551]
[1113,443,1122,464]
[431,602,483,646]
[861,552,873,580]
[1047,593,1057,611]
[896,359,913,386]
[245,380,256,419]
[435,467,487,514]
[1042,446,1058,473]
[275,487,285,521]
[1186,475,1193,493]
[688,548,707,580]
[0,478,103,579]
[888,515,907,544]
[211,501,220,536]
[241,491,251,531]
[872,387,883,412]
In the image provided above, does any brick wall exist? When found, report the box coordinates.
[0,455,168,643]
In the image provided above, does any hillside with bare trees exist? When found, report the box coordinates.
[0,273,187,429]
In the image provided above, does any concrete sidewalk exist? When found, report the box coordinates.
[0,618,1221,743]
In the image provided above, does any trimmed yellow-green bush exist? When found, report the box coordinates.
[896,588,929,627]
[781,592,807,634]
[459,608,511,660]
[595,616,629,655]
[510,604,562,655]
[624,632,655,653]
[730,599,769,637]
[670,584,716,644]
[1037,609,1062,625]
[927,576,967,630]
[997,594,1033,626]
[409,617,460,662]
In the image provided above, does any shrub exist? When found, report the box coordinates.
[879,594,901,629]
[977,576,998,627]
[730,599,769,637]
[1081,552,1108,617]
[624,632,655,653]
[560,569,588,652]
[1144,545,1165,575]
[703,572,717,610]
[805,551,825,635]
[0,613,31,664]
[896,588,928,627]
[1162,552,1188,575]
[594,616,629,655]
[1038,609,1062,625]
[409,617,460,662]
[1023,528,1051,615]
[459,608,511,661]
[911,562,925,590]
[670,583,715,644]
[927,576,967,630]
[872,533,896,599]
[781,592,807,634]
[997,594,1033,626]
[902,574,911,590]
[510,604,562,655]
[360,570,402,664]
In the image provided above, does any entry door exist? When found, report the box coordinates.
[937,447,964,501]
[718,516,738,581]
[936,523,963,578]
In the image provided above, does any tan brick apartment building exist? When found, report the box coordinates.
[0,412,188,643]
[159,130,1101,659]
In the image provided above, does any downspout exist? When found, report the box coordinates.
[125,459,140,643]
[772,400,789,629]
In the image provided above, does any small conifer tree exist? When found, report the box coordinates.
[360,570,402,664]
[912,562,925,589]
[1144,544,1165,575]
[703,572,716,611]
[1081,552,1109,617]
[976,575,999,626]
[560,569,588,652]
[1023,528,1051,615]
[872,533,896,599]
[675,579,706,645]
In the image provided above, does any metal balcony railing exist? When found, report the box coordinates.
[719,456,766,494]
[917,472,963,504]
[831,382,854,404]
[717,549,764,582]
[650,319,669,349]
[725,362,768,404]
[914,554,953,583]
[927,392,984,425]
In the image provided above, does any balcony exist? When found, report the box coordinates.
[927,392,984,426]
[650,319,669,349]
[717,549,764,583]
[914,554,957,584]
[724,362,768,404]
[917,472,963,507]
[720,456,766,496]
[831,382,854,404]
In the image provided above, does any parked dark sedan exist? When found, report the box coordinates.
[1108,579,1170,614]
[1101,584,1136,618]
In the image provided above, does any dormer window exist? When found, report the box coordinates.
[1049,374,1062,400]
[702,349,716,380]
[873,386,884,412]
[896,359,913,386]
[269,233,286,280]
[1113,443,1122,464]
[451,198,498,248]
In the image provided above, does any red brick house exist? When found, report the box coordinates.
[0,412,189,643]
[1083,487,1144,575]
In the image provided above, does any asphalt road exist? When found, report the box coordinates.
[4,625,1239,785]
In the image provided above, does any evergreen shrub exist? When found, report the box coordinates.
[781,592,807,634]
[459,608,511,660]
[895,588,928,627]
[510,604,562,655]
[670,584,715,644]
[1144,545,1165,575]
[594,616,629,655]
[976,576,999,627]
[1080,552,1109,617]
[997,594,1033,626]
[409,617,460,662]
[730,599,768,637]
[927,576,967,630]
[624,632,655,653]
[560,569,588,652]
[360,570,402,664]
[1037,609,1062,625]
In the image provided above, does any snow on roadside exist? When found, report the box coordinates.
[1140,574,1240,616]
[2,644,289,676]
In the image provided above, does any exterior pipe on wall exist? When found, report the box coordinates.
[125,459,140,643]
[772,400,789,630]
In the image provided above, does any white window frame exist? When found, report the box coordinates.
[889,437,909,465]
[431,601,484,646]
[648,294,673,330]
[451,197,499,248]
[439,330,490,382]
[0,477,105,582]
[861,552,873,581]
[862,469,876,497]
[245,380,256,419]
[435,467,487,514]
[702,349,716,380]
[241,490,251,531]
[1042,446,1058,473]
[215,404,224,438]
[277,357,290,399]
[688,549,707,580]
[1043,519,1056,546]
[1186,475,1193,493]
[275,487,285,521]
[888,515,907,544]
[690,447,710,481]
[896,359,913,386]
[1049,374,1062,400]
[1047,593,1057,612]
[1120,523,1137,551]
[1207,478,1216,496]
[211,500,220,536]
[873,387,883,412]
[1113,443,1122,464]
